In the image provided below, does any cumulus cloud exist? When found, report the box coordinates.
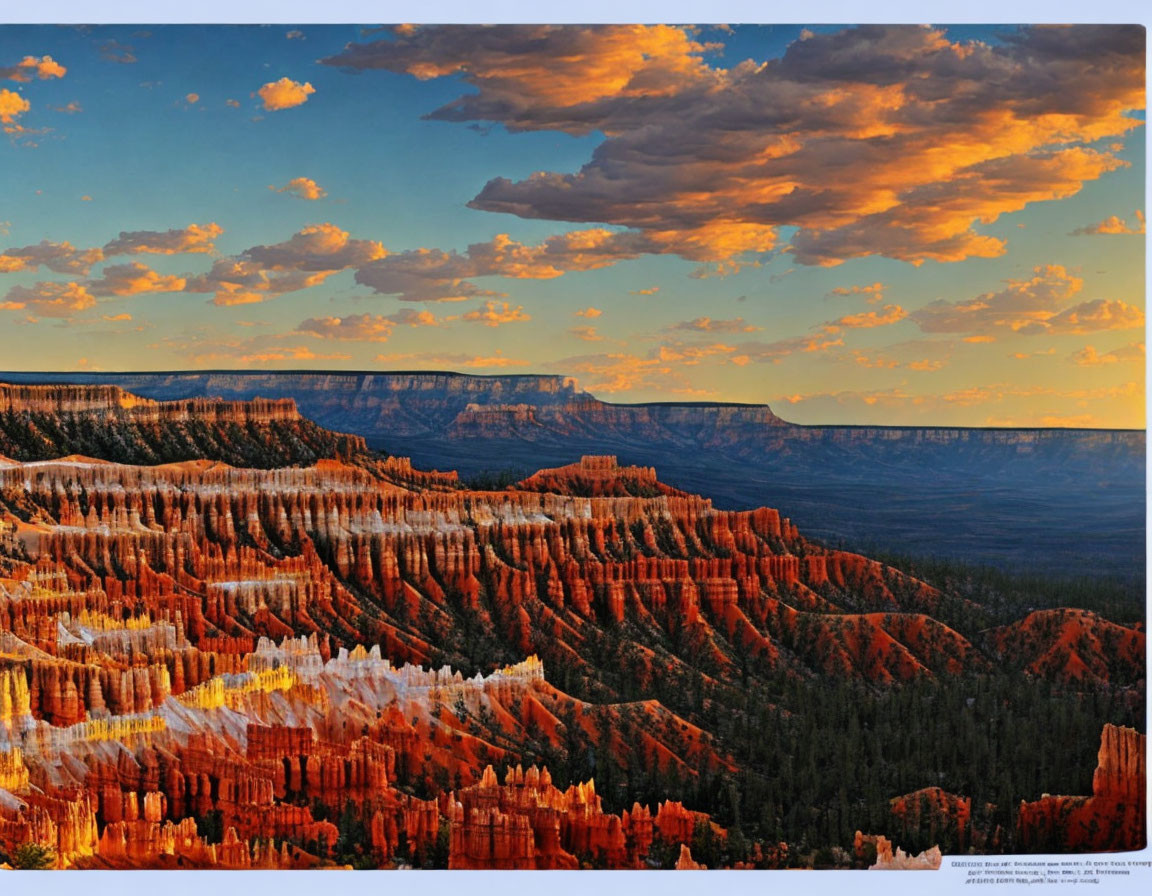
[103,222,223,256]
[1,55,67,82]
[2,281,95,317]
[1036,299,1145,334]
[828,282,884,303]
[575,307,602,318]
[0,88,31,128]
[653,341,736,364]
[355,229,651,301]
[0,240,104,275]
[912,265,1142,336]
[87,262,185,296]
[458,299,530,327]
[1071,342,1145,366]
[297,313,395,342]
[668,316,760,333]
[326,24,1143,268]
[630,286,660,295]
[258,77,315,111]
[270,176,327,200]
[241,222,384,271]
[1070,210,1145,235]
[296,308,440,342]
[821,304,907,333]
[184,223,384,306]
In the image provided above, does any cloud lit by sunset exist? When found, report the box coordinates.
[0,24,1144,427]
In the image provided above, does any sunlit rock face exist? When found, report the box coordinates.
[1016,725,1146,853]
[0,387,1144,868]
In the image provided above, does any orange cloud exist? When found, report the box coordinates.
[668,316,760,333]
[2,281,95,317]
[0,88,30,127]
[545,350,715,395]
[258,77,315,111]
[1041,299,1145,334]
[458,299,530,327]
[1,55,66,82]
[324,25,719,111]
[828,282,885,303]
[298,313,395,342]
[88,262,186,296]
[271,177,327,200]
[654,342,735,365]
[569,326,603,342]
[184,223,384,306]
[575,307,602,318]
[630,286,660,295]
[185,93,199,104]
[1071,342,1145,366]
[104,223,223,256]
[0,240,103,275]
[357,229,648,301]
[329,25,1143,267]
[296,308,441,342]
[546,352,672,393]
[240,345,350,363]
[912,265,1091,336]
[101,313,133,322]
[821,304,907,333]
[1070,210,1144,235]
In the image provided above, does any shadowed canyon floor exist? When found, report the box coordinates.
[0,384,1145,869]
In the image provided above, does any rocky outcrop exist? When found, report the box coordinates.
[444,764,715,869]
[867,834,942,870]
[0,383,299,424]
[518,456,675,498]
[1017,725,1146,852]
[986,609,1145,685]
[0,383,365,468]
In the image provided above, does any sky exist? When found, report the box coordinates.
[0,23,1146,427]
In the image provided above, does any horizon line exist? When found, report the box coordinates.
[0,368,1144,434]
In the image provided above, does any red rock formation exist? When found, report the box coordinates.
[988,609,1145,685]
[1017,725,1145,852]
[0,384,1139,872]
[675,843,705,869]
[0,383,299,424]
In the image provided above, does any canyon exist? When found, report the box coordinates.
[1,370,1140,577]
[0,382,1144,869]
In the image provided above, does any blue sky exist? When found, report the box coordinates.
[0,23,1145,426]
